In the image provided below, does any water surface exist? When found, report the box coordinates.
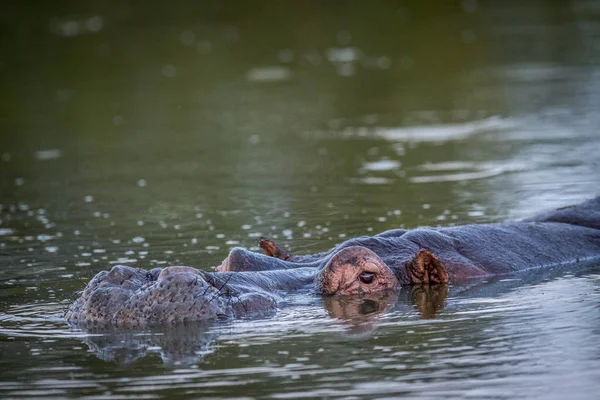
[1,1,600,399]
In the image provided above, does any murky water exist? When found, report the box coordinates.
[1,1,600,398]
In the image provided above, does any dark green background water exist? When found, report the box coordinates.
[1,1,600,398]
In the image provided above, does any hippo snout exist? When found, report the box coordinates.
[66,264,278,327]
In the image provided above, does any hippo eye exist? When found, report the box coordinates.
[359,272,374,284]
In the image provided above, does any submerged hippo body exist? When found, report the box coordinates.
[67,196,600,327]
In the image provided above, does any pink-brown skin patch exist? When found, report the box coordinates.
[216,257,230,272]
[316,246,399,295]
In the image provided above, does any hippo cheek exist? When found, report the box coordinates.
[315,246,399,296]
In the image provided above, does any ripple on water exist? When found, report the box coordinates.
[246,66,291,82]
[372,116,516,143]
[410,160,529,183]
[0,271,599,398]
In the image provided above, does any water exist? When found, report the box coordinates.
[1,1,600,398]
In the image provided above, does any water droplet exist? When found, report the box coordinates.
[462,0,478,13]
[326,47,359,63]
[468,211,485,217]
[0,228,14,236]
[132,236,145,244]
[377,56,391,69]
[278,49,294,63]
[362,159,401,171]
[223,26,239,41]
[161,64,177,78]
[247,66,290,82]
[461,29,476,44]
[59,20,79,37]
[248,134,261,145]
[75,262,91,267]
[180,30,196,46]
[196,40,212,54]
[35,149,62,160]
[85,16,103,32]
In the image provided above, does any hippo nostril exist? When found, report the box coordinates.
[359,272,374,284]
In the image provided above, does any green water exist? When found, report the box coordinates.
[1,1,600,398]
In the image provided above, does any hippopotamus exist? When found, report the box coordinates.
[66,196,600,328]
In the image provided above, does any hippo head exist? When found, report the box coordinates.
[315,246,399,295]
[66,265,278,328]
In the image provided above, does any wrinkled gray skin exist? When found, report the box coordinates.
[66,196,600,328]
[66,265,315,328]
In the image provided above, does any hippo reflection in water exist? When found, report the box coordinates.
[66,196,600,327]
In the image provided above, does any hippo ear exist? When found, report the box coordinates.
[258,238,291,261]
[408,249,449,284]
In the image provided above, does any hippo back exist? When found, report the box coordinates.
[523,196,600,230]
